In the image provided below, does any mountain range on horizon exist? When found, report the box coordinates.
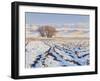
[25,24,89,38]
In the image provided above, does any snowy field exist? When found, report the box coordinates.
[25,38,89,68]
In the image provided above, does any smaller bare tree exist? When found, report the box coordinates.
[37,25,56,38]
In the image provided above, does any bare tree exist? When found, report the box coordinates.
[37,25,56,38]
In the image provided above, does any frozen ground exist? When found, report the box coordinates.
[25,38,89,68]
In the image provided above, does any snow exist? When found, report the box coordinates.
[25,39,89,68]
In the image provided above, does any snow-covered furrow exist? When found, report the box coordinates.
[25,39,89,68]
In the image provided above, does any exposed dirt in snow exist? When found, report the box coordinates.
[25,38,89,68]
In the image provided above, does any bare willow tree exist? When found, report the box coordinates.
[37,25,56,38]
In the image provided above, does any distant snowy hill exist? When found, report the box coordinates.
[25,24,89,38]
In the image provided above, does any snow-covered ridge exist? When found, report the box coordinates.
[25,39,89,68]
